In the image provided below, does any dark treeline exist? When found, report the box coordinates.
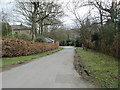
[70,0,120,58]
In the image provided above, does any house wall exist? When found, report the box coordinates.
[13,29,32,37]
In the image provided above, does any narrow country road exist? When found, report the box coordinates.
[2,46,94,88]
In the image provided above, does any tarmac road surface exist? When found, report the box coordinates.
[2,46,95,88]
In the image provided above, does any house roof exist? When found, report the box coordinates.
[11,24,31,30]
[45,37,54,43]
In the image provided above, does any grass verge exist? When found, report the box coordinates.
[1,48,63,67]
[75,47,119,88]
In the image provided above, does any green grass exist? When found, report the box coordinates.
[76,48,119,88]
[1,48,63,67]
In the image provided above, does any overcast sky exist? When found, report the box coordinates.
[0,0,119,28]
[0,0,91,27]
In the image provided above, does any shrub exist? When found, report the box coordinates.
[35,36,46,43]
[110,32,120,58]
[91,32,100,42]
[12,34,32,41]
[60,40,67,46]
[1,22,12,37]
[2,38,59,57]
[86,40,94,49]
[75,39,83,47]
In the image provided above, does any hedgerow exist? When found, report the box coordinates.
[2,38,59,57]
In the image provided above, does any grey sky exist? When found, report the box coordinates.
[0,0,91,27]
[0,0,119,28]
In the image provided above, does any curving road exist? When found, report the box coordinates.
[2,46,95,88]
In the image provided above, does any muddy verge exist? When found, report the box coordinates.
[73,50,98,87]
[74,51,90,79]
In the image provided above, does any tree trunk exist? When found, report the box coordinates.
[32,23,35,40]
[31,12,36,40]
[98,2,103,52]
[31,2,38,40]
[99,2,103,34]
[40,21,43,35]
[39,23,41,35]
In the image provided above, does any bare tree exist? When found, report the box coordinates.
[37,1,63,35]
[16,1,40,40]
[1,9,9,22]
[67,0,94,50]
[16,0,63,40]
